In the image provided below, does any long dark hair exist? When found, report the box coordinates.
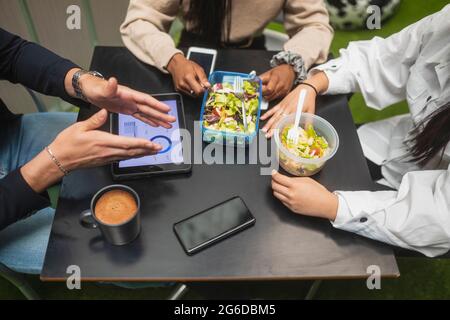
[185,0,232,45]
[409,102,450,167]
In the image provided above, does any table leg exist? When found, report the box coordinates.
[304,280,322,300]
[167,283,189,300]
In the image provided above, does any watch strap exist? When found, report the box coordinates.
[72,70,104,101]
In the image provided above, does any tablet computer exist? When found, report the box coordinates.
[110,93,191,180]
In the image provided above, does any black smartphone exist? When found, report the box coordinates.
[173,196,255,255]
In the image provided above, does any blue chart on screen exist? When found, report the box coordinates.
[151,135,172,154]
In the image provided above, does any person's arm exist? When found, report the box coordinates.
[0,28,87,108]
[0,109,163,231]
[271,164,450,257]
[283,0,333,70]
[120,0,182,73]
[333,165,450,257]
[0,28,176,127]
[261,8,443,135]
[309,8,445,109]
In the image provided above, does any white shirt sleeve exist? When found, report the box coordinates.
[332,165,450,257]
[310,11,437,110]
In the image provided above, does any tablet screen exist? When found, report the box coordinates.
[117,99,183,168]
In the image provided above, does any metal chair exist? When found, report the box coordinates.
[0,263,40,300]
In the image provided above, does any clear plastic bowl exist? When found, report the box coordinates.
[274,113,339,176]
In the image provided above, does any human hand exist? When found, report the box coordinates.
[271,170,338,221]
[167,53,211,97]
[260,83,317,138]
[51,109,162,171]
[21,109,162,193]
[259,64,295,102]
[77,75,176,128]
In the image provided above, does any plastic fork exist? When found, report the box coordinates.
[233,76,248,131]
[287,89,307,144]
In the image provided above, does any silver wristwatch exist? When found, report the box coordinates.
[72,70,104,101]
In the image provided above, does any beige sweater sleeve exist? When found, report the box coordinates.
[120,0,182,73]
[283,0,334,70]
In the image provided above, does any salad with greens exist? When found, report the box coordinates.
[281,124,330,159]
[203,80,260,134]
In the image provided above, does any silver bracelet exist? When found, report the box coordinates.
[270,51,307,85]
[45,146,69,176]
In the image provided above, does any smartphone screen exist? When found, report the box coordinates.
[173,197,255,255]
[188,51,215,75]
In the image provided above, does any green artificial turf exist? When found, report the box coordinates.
[2,0,449,300]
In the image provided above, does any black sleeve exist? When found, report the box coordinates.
[0,169,51,231]
[0,27,88,108]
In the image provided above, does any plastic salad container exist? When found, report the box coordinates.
[200,71,262,147]
[274,113,339,176]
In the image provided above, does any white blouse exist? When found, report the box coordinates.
[311,5,450,257]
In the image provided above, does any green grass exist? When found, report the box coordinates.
[2,1,450,300]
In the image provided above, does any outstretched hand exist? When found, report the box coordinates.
[80,76,176,128]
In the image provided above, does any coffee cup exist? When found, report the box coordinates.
[80,184,141,246]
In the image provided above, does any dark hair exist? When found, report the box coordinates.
[409,102,450,167]
[185,0,232,45]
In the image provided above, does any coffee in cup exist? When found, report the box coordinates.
[80,185,141,246]
[94,189,138,225]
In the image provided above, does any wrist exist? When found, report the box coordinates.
[325,192,339,221]
[65,68,81,97]
[77,74,106,103]
[270,51,306,85]
[20,150,65,194]
[305,71,329,95]
[297,82,318,98]
[277,64,295,78]
[67,69,105,101]
[167,53,185,74]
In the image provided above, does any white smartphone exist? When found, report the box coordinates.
[186,47,217,75]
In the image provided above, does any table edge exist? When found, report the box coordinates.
[40,272,400,283]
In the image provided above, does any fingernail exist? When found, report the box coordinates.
[272,169,277,175]
[265,133,270,138]
[262,127,267,133]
